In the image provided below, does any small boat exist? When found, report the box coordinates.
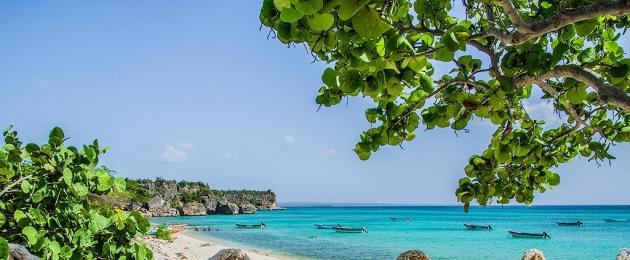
[604,218,630,223]
[390,217,412,222]
[236,223,267,229]
[464,223,492,230]
[333,226,368,233]
[508,231,551,239]
[557,221,583,226]
[315,224,341,229]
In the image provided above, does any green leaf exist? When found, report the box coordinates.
[73,183,89,197]
[0,213,5,228]
[31,188,45,203]
[89,212,111,233]
[294,0,323,15]
[321,68,339,88]
[63,168,73,186]
[338,0,370,20]
[21,179,32,193]
[14,210,27,223]
[352,7,392,39]
[113,177,126,193]
[0,237,8,260]
[279,7,303,23]
[22,226,39,246]
[273,0,291,10]
[575,21,596,37]
[565,85,587,105]
[548,172,560,186]
[308,13,334,31]
[442,32,459,51]
[97,174,112,192]
[610,64,629,78]
[434,47,454,62]
[551,42,569,66]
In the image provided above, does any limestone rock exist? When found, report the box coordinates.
[182,202,208,216]
[209,248,251,260]
[8,243,39,260]
[397,250,429,260]
[201,195,219,213]
[618,248,630,260]
[522,249,545,260]
[216,200,239,215]
[240,203,257,214]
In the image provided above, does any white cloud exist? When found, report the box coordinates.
[523,100,565,128]
[222,152,233,160]
[283,135,295,145]
[323,149,337,157]
[160,143,193,163]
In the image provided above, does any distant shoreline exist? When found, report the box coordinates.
[278,202,630,208]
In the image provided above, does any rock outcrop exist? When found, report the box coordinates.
[209,248,251,260]
[99,178,278,217]
[181,202,207,216]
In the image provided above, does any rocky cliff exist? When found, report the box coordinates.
[95,178,278,217]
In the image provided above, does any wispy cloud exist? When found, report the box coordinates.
[222,152,234,160]
[160,143,194,163]
[283,135,295,145]
[523,100,564,128]
[323,149,337,157]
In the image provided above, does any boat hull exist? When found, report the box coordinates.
[315,224,340,229]
[604,218,630,223]
[333,227,368,233]
[464,224,492,230]
[508,231,550,239]
[236,224,266,229]
[557,221,583,226]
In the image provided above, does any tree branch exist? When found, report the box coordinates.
[514,65,630,111]
[0,175,33,197]
[486,0,630,45]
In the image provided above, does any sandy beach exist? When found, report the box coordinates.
[144,232,289,260]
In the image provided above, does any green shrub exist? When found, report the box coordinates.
[154,224,171,241]
[0,126,153,259]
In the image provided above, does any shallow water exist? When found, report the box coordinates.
[152,206,630,259]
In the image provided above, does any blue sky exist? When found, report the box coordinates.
[1,1,629,205]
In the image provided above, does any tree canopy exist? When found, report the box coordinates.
[259,0,630,209]
[0,126,152,259]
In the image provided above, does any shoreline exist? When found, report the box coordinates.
[144,231,295,260]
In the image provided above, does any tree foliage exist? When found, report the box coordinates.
[0,126,152,259]
[259,0,630,209]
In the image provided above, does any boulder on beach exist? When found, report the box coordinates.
[209,248,251,260]
[397,250,429,260]
[522,249,545,260]
[618,248,630,260]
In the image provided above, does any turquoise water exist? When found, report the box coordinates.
[152,206,630,259]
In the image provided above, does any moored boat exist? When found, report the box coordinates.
[390,217,412,222]
[236,223,267,229]
[604,218,630,223]
[464,223,492,230]
[333,226,368,233]
[315,224,341,229]
[557,221,583,226]
[508,231,550,239]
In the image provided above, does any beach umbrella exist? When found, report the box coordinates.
[522,249,545,260]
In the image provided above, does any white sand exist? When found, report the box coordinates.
[145,232,289,260]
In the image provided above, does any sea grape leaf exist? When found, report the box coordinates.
[294,0,323,15]
[352,7,392,39]
[280,7,303,23]
[308,13,334,31]
[338,0,371,20]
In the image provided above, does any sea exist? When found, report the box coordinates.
[151,205,630,259]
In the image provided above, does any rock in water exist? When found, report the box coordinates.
[522,249,545,260]
[182,202,208,216]
[216,199,239,215]
[618,248,630,260]
[397,250,429,260]
[209,248,251,260]
[240,203,257,214]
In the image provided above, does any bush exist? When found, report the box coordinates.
[0,126,153,259]
[155,225,171,241]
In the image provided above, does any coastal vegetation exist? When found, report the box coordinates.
[0,126,152,259]
[259,0,630,209]
[94,178,278,217]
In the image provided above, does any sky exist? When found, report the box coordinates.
[1,0,629,205]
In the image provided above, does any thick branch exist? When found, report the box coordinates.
[514,65,630,111]
[0,175,33,197]
[489,0,630,45]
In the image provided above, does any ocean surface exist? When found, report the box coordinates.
[151,206,630,259]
